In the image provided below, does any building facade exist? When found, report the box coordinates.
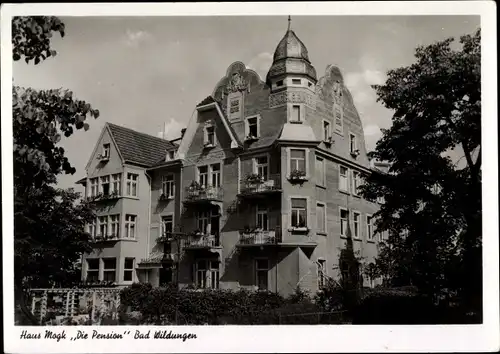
[80,25,386,296]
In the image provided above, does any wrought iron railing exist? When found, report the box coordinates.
[238,227,282,245]
[185,186,224,202]
[239,174,281,195]
[182,233,220,248]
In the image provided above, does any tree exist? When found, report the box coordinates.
[12,16,99,324]
[359,29,481,312]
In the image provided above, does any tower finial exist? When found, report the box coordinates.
[287,15,291,31]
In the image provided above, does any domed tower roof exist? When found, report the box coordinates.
[266,17,317,85]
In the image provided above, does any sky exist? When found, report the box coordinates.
[12,15,480,192]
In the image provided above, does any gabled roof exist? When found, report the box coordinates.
[107,123,177,167]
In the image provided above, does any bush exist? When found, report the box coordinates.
[120,284,344,325]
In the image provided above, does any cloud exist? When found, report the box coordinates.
[246,52,273,80]
[363,124,381,137]
[157,118,185,141]
[123,29,152,47]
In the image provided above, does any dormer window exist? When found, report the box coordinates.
[349,133,359,157]
[276,80,284,87]
[204,125,215,148]
[99,143,110,161]
[166,150,176,161]
[323,120,332,143]
[245,115,260,141]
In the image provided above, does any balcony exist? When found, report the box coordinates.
[238,174,282,198]
[237,227,282,247]
[184,184,224,205]
[86,191,121,203]
[91,234,120,243]
[182,233,221,250]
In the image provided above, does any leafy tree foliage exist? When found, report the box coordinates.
[12,16,99,323]
[359,29,481,311]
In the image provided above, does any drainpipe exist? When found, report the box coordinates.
[145,171,152,270]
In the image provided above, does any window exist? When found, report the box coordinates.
[323,121,331,141]
[352,171,361,196]
[340,209,349,237]
[98,216,108,237]
[334,104,343,134]
[111,174,121,195]
[276,80,284,87]
[89,178,98,197]
[167,150,175,161]
[162,215,174,236]
[88,219,96,237]
[315,156,325,186]
[124,258,134,282]
[102,143,110,158]
[125,215,136,239]
[255,156,269,180]
[204,125,215,146]
[353,212,360,239]
[292,79,301,85]
[246,116,259,138]
[126,173,138,197]
[102,258,116,282]
[291,105,301,122]
[316,203,326,233]
[256,205,269,230]
[317,259,326,289]
[290,149,306,173]
[291,198,307,228]
[339,166,349,192]
[195,260,220,289]
[109,214,120,238]
[197,211,210,235]
[255,259,269,291]
[86,259,99,282]
[198,166,208,188]
[349,133,358,153]
[100,175,110,195]
[211,163,221,188]
[367,215,374,241]
[162,174,175,198]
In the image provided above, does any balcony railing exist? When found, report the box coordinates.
[239,174,281,196]
[184,185,224,203]
[238,227,282,246]
[182,234,220,249]
[92,234,120,243]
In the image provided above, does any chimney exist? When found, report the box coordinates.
[163,122,169,140]
[180,128,186,139]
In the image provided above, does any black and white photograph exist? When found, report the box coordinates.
[2,2,498,353]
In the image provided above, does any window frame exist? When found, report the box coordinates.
[288,148,308,178]
[126,173,139,197]
[351,170,362,196]
[102,143,110,158]
[100,175,110,195]
[352,211,361,240]
[124,214,137,239]
[290,104,303,123]
[253,154,270,180]
[197,211,211,235]
[111,173,122,195]
[196,163,223,189]
[290,197,308,229]
[245,114,261,139]
[98,215,109,237]
[366,214,375,242]
[89,178,99,197]
[339,207,349,238]
[195,259,220,289]
[349,132,358,154]
[109,214,120,238]
[339,165,349,193]
[123,258,135,282]
[315,156,326,187]
[161,174,175,198]
[86,258,100,282]
[316,202,327,234]
[102,257,117,283]
[256,204,269,231]
[322,119,332,141]
[161,214,174,236]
